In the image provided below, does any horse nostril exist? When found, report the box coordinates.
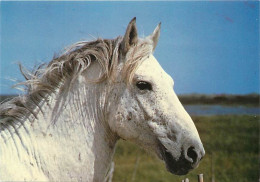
[187,147,198,164]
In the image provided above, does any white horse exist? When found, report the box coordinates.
[0,18,205,181]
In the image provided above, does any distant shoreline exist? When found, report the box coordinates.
[178,93,259,106]
[1,94,259,107]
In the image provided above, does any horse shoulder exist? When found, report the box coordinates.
[0,119,48,181]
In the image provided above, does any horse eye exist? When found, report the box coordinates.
[136,81,152,91]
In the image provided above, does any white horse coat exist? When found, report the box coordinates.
[0,18,204,181]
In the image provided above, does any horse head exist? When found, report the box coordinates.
[107,18,205,175]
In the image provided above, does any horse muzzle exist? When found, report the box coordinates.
[158,140,205,175]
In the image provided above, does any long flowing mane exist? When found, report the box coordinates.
[0,35,154,126]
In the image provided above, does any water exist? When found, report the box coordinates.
[184,104,260,116]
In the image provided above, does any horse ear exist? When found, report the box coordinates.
[149,22,161,51]
[121,17,138,54]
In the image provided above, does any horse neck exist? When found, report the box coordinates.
[28,78,117,181]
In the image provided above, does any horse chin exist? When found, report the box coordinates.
[158,143,193,176]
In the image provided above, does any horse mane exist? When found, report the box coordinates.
[0,35,154,124]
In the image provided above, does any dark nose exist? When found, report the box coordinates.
[185,144,205,167]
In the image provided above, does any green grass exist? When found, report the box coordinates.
[112,115,259,182]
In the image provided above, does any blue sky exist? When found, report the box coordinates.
[0,1,259,95]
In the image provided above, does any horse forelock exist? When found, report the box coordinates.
[0,36,154,124]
